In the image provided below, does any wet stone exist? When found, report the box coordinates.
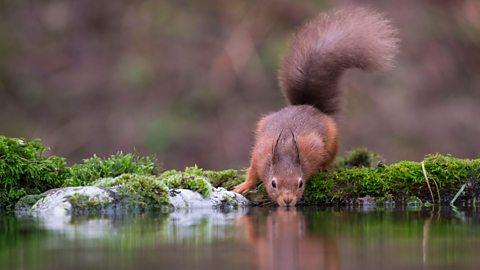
[17,185,250,219]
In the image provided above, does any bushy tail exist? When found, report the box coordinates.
[278,7,399,115]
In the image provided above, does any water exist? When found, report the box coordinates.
[2,207,480,270]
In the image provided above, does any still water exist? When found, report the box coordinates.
[2,207,480,270]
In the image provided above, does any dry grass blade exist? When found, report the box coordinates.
[421,161,435,204]
[432,177,441,204]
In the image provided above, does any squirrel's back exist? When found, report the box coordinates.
[278,7,399,115]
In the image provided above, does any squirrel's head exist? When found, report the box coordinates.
[266,129,305,207]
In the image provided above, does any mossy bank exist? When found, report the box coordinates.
[304,149,480,207]
[1,136,480,210]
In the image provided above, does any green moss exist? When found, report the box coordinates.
[0,136,67,210]
[205,169,245,190]
[67,194,95,209]
[160,166,213,197]
[64,152,159,187]
[65,193,114,215]
[0,135,164,211]
[375,194,394,206]
[109,174,170,208]
[375,197,386,204]
[14,194,45,213]
[406,196,422,206]
[303,150,480,206]
[93,168,243,209]
[304,166,387,204]
[424,201,433,207]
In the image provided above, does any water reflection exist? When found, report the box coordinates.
[32,208,248,240]
[3,207,480,270]
[238,208,339,270]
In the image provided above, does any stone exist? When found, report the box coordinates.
[18,185,250,219]
[169,187,250,209]
[31,186,115,218]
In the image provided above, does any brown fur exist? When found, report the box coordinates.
[232,7,398,206]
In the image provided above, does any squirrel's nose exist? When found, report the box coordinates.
[284,197,293,206]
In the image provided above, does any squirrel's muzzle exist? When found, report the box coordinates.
[277,193,297,207]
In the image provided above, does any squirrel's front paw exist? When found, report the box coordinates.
[232,182,251,194]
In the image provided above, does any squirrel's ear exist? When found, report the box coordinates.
[271,128,284,165]
[289,129,301,164]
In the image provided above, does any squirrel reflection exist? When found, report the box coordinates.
[237,208,339,270]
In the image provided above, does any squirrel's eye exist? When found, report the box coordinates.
[271,180,277,188]
[298,180,303,188]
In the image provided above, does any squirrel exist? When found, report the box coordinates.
[232,7,399,206]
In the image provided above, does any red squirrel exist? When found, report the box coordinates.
[232,7,399,206]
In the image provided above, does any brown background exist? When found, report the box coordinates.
[0,0,479,169]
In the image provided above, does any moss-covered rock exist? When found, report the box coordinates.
[303,153,480,206]
[14,194,46,215]
[205,168,245,190]
[20,174,249,217]
[2,134,480,210]
[90,172,249,210]
[66,193,114,215]
[0,136,67,210]
[31,187,115,216]
[160,166,213,197]
[0,135,162,211]
[107,174,170,209]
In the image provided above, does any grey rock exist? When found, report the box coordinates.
[19,185,250,219]
[31,186,115,218]
[169,187,250,209]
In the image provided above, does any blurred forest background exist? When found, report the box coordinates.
[0,0,479,170]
